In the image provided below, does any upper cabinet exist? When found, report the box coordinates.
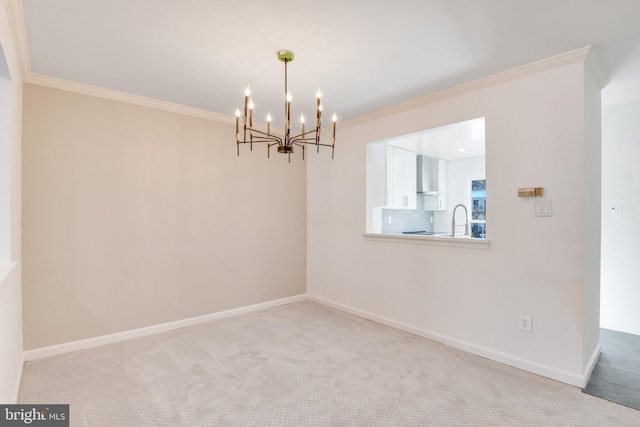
[366,143,416,210]
[421,158,448,211]
[387,146,417,209]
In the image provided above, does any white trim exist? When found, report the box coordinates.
[11,352,24,403]
[21,293,596,388]
[582,343,601,388]
[3,0,29,81]
[25,73,234,123]
[584,48,609,90]
[4,0,233,123]
[9,0,599,132]
[343,46,596,129]
[363,233,490,249]
[8,0,604,130]
[23,294,307,361]
[0,261,16,287]
[308,294,588,388]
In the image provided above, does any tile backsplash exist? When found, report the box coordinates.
[381,195,434,234]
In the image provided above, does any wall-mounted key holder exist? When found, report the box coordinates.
[518,187,544,197]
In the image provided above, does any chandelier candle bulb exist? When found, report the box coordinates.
[235,108,240,136]
[332,113,337,139]
[316,90,322,120]
[266,113,272,136]
[300,114,305,135]
[243,86,250,121]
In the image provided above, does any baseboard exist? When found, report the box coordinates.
[582,343,601,388]
[11,353,24,403]
[308,294,587,388]
[23,294,307,361]
[22,293,596,388]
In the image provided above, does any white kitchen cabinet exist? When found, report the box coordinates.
[387,146,416,209]
[424,193,447,210]
[423,159,448,211]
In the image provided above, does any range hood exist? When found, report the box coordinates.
[417,156,446,194]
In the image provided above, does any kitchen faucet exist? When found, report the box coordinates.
[451,203,470,238]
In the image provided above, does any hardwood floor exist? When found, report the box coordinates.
[584,328,640,411]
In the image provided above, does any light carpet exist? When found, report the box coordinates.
[18,300,640,426]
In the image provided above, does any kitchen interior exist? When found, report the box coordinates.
[367,117,486,239]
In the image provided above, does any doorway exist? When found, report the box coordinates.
[584,103,640,410]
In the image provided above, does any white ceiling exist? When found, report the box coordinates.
[16,0,640,125]
[387,117,485,160]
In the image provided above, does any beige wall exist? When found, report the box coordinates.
[22,84,306,350]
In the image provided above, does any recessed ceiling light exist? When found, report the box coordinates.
[458,148,465,152]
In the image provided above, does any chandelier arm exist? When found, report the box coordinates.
[291,140,327,148]
[239,137,281,144]
[293,140,335,147]
[244,127,281,140]
[290,129,319,140]
[320,142,335,148]
[290,138,319,145]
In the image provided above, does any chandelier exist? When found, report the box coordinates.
[235,50,337,161]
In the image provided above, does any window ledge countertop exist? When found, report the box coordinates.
[363,233,490,249]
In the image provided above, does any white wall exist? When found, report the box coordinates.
[601,102,640,335]
[307,54,601,386]
[0,265,22,403]
[0,76,9,262]
[22,84,307,350]
[0,0,24,404]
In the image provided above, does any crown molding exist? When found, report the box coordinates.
[584,47,609,89]
[4,0,29,81]
[342,46,599,129]
[26,73,234,123]
[6,0,234,123]
[9,3,603,129]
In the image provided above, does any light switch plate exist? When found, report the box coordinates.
[535,200,552,217]
[610,206,623,218]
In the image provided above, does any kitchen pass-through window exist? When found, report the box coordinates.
[366,117,486,239]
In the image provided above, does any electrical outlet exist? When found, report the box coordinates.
[519,314,533,333]
[314,272,320,280]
